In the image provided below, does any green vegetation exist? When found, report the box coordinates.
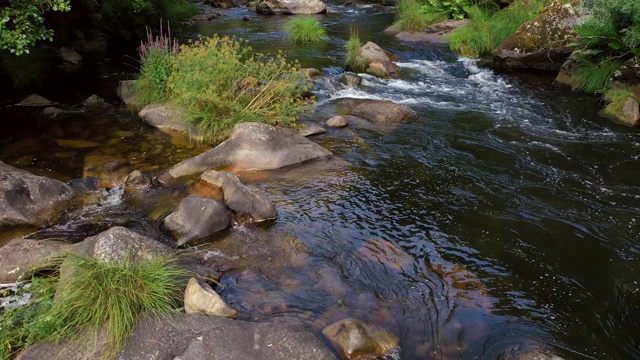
[0,47,50,89]
[164,36,309,142]
[0,0,71,55]
[393,0,499,33]
[571,59,621,94]
[284,17,328,44]
[0,254,189,360]
[134,25,180,106]
[344,32,368,73]
[448,1,543,57]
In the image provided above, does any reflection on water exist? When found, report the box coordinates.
[1,4,640,359]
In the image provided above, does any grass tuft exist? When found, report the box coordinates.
[572,59,621,94]
[394,0,449,33]
[284,17,329,44]
[344,30,368,73]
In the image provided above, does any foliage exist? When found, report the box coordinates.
[0,47,50,89]
[134,24,180,106]
[576,0,640,58]
[448,2,543,57]
[0,0,71,55]
[603,87,634,102]
[394,0,439,32]
[284,17,328,44]
[344,31,368,73]
[393,0,501,32]
[0,254,189,360]
[571,58,620,94]
[167,36,310,143]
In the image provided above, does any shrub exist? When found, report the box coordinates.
[571,58,621,94]
[134,24,180,106]
[167,36,309,143]
[344,32,368,73]
[448,2,543,57]
[284,17,328,44]
[0,254,189,360]
[394,0,437,32]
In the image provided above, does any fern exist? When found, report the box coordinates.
[572,58,620,94]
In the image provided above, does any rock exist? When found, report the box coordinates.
[84,37,108,52]
[242,15,251,21]
[612,57,640,87]
[138,103,203,140]
[493,0,589,72]
[339,73,362,88]
[0,161,78,227]
[83,153,131,188]
[18,94,53,106]
[299,124,326,137]
[326,115,348,128]
[82,94,105,108]
[256,0,327,14]
[554,51,583,88]
[360,42,399,78]
[184,278,238,318]
[58,47,82,65]
[322,318,399,360]
[125,170,151,188]
[164,195,230,246]
[116,80,136,106]
[18,314,337,360]
[71,226,170,263]
[163,122,333,180]
[599,96,640,127]
[42,107,65,118]
[55,139,101,148]
[0,238,72,282]
[338,98,415,124]
[200,170,277,222]
[385,19,470,46]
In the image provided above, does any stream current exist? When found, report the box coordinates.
[1,4,639,359]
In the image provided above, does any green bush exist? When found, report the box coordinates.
[134,25,180,106]
[344,32,368,73]
[167,36,309,143]
[0,254,189,360]
[448,2,543,57]
[571,58,621,94]
[284,17,328,44]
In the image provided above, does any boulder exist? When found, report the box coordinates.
[384,19,470,46]
[18,94,53,107]
[18,314,337,360]
[360,42,399,78]
[200,170,277,222]
[0,161,78,227]
[116,80,136,106]
[338,98,415,124]
[599,96,640,127]
[493,0,589,72]
[164,195,230,246]
[299,124,327,137]
[184,278,238,318]
[322,318,399,360]
[0,238,72,282]
[82,94,105,109]
[71,226,170,263]
[339,73,362,88]
[256,0,326,14]
[138,103,203,140]
[42,107,65,118]
[326,115,348,128]
[58,47,82,72]
[163,122,333,180]
[84,37,108,52]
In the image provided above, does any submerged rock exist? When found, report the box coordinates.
[0,238,72,282]
[338,98,415,124]
[200,170,277,222]
[0,161,78,227]
[256,0,327,14]
[164,195,230,246]
[493,0,589,72]
[322,318,400,360]
[163,122,333,180]
[184,278,238,318]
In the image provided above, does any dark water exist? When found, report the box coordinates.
[2,4,640,359]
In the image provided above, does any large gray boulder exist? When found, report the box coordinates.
[256,0,326,14]
[72,226,170,263]
[164,195,230,246]
[338,98,415,124]
[18,314,337,360]
[200,170,277,222]
[163,122,333,180]
[0,161,78,227]
[0,238,72,282]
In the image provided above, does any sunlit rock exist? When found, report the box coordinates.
[256,0,327,15]
[184,278,238,318]
[360,41,399,78]
[599,96,640,127]
[338,98,415,124]
[299,124,327,137]
[326,115,348,128]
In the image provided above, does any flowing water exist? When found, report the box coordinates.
[2,4,640,359]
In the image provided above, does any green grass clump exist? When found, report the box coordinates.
[134,24,180,106]
[394,0,435,32]
[284,17,328,44]
[344,33,368,73]
[0,254,189,360]
[571,59,620,94]
[448,2,543,57]
[167,35,309,143]
[0,47,49,89]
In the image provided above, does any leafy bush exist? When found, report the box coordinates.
[284,17,328,44]
[0,254,189,360]
[448,2,543,57]
[344,32,368,73]
[134,24,180,106]
[571,58,620,94]
[167,36,309,142]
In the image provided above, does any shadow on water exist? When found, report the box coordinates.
[1,3,640,359]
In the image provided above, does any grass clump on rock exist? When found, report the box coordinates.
[284,17,329,44]
[0,254,189,360]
